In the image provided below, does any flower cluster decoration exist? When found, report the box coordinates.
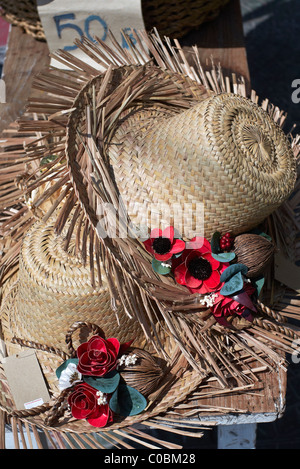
[143,227,273,327]
[173,237,229,294]
[55,335,147,428]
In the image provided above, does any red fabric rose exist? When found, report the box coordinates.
[77,335,120,377]
[173,236,229,294]
[211,282,256,318]
[68,382,113,428]
[143,226,185,261]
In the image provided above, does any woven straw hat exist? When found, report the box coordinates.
[2,217,150,355]
[0,31,300,448]
[94,89,296,239]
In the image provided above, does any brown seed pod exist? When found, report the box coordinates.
[118,348,166,397]
[233,233,275,278]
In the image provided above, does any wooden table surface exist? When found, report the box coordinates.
[181,0,251,92]
[0,0,286,431]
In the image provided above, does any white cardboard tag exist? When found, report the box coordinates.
[2,350,50,410]
[36,0,145,69]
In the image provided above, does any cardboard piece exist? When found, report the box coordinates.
[37,0,146,69]
[2,350,50,410]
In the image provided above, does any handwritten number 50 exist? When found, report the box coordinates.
[54,13,108,51]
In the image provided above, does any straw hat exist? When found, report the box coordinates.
[98,90,296,239]
[2,217,150,355]
[0,31,300,448]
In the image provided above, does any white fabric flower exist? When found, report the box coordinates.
[58,362,82,391]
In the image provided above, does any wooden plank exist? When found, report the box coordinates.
[181,0,251,93]
[170,360,287,425]
[201,364,287,421]
[0,25,50,134]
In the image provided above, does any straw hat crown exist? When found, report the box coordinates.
[108,92,296,239]
[3,218,148,355]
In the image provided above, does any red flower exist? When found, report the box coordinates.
[173,236,229,294]
[77,336,120,377]
[211,282,256,318]
[143,226,185,261]
[68,382,113,428]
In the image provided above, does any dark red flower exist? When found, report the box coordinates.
[210,282,256,318]
[143,226,185,261]
[77,336,120,377]
[173,236,229,294]
[68,382,113,427]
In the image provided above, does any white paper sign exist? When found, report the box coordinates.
[37,0,145,68]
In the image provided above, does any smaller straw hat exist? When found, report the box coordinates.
[2,217,150,357]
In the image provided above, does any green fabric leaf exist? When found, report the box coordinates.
[152,258,171,275]
[220,271,244,296]
[83,370,120,393]
[211,252,236,263]
[210,231,221,254]
[220,263,248,283]
[250,228,272,242]
[109,384,147,417]
[55,358,79,379]
[253,275,265,297]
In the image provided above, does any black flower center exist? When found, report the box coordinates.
[152,236,172,254]
[188,257,212,280]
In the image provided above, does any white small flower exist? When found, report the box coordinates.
[117,353,138,368]
[199,292,218,308]
[58,362,82,391]
[96,391,108,406]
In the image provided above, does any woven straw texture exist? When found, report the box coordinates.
[0,0,45,40]
[141,0,231,37]
[66,65,296,242]
[1,285,205,433]
[2,218,150,356]
[0,0,230,39]
[108,92,296,239]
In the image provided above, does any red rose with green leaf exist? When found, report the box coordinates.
[68,382,113,427]
[77,336,121,377]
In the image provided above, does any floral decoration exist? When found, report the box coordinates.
[210,281,257,325]
[77,335,121,376]
[143,226,185,261]
[57,359,82,391]
[173,236,229,294]
[67,382,113,427]
[219,232,234,251]
[144,226,273,326]
[55,335,147,428]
